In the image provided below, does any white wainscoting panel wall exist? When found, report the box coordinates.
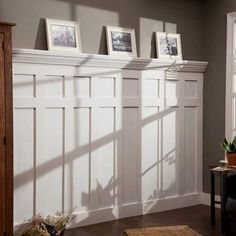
[13,49,207,229]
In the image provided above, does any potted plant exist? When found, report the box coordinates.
[221,135,236,166]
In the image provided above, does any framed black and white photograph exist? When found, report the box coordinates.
[155,32,182,60]
[106,26,137,57]
[45,18,82,52]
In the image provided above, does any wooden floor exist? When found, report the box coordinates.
[65,205,221,236]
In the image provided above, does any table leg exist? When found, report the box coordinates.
[221,172,227,234]
[211,171,215,225]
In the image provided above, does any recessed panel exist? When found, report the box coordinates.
[14,109,35,222]
[184,108,197,194]
[165,80,178,98]
[161,109,177,197]
[142,107,158,201]
[91,108,115,209]
[93,77,115,98]
[14,74,35,98]
[185,80,197,98]
[143,79,159,98]
[122,108,138,204]
[45,75,64,98]
[65,108,90,211]
[73,76,90,98]
[123,78,138,98]
[36,108,64,215]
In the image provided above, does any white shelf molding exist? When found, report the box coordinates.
[13,48,208,72]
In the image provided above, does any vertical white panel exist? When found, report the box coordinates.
[161,109,177,198]
[36,108,64,215]
[143,79,159,98]
[122,108,138,204]
[184,108,197,194]
[123,78,138,97]
[13,74,35,98]
[73,77,90,98]
[233,98,236,137]
[45,75,65,97]
[141,107,158,201]
[185,80,197,98]
[66,108,90,211]
[93,77,115,98]
[90,108,115,209]
[232,74,236,136]
[14,109,34,223]
[166,80,178,98]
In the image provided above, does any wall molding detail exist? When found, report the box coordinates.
[13,48,208,72]
[14,192,216,234]
[69,193,202,228]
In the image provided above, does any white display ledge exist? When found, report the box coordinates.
[13,48,208,73]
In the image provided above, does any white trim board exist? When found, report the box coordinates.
[14,192,218,236]
[13,48,208,72]
[14,193,202,235]
[225,12,236,139]
[69,193,202,228]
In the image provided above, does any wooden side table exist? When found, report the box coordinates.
[210,166,236,233]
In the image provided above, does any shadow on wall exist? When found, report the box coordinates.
[34,18,47,50]
[32,0,181,57]
[150,32,157,58]
[98,26,107,55]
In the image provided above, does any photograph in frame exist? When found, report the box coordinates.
[45,18,82,52]
[155,32,182,60]
[106,26,137,57]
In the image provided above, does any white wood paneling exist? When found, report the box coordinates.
[13,49,205,229]
[141,107,159,202]
[36,108,64,215]
[64,107,90,212]
[90,107,115,210]
[14,108,35,222]
[122,108,139,204]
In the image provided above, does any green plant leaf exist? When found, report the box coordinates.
[229,142,236,152]
[224,138,229,145]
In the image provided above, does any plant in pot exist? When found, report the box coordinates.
[221,135,236,166]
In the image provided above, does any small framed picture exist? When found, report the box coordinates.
[45,18,82,52]
[106,26,137,57]
[155,32,182,60]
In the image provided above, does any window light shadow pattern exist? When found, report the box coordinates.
[31,0,204,59]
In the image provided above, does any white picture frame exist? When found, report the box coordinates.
[45,18,82,52]
[155,32,182,60]
[106,26,137,57]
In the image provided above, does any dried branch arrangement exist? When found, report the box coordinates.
[21,210,74,236]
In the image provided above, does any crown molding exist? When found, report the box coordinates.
[13,48,208,73]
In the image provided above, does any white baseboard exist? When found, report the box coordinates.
[200,192,221,208]
[68,193,201,229]
[14,192,209,235]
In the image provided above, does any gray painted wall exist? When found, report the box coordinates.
[4,0,226,192]
[203,0,236,193]
[0,0,205,59]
